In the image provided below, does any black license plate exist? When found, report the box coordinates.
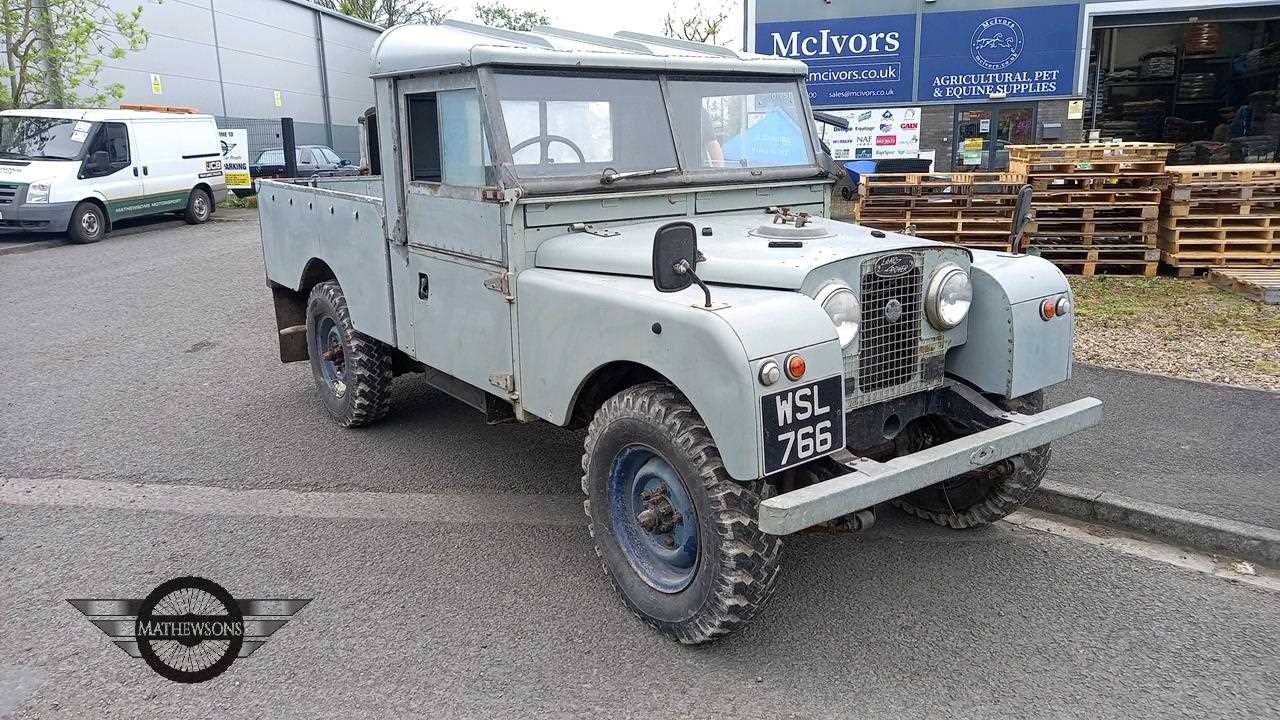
[761,375,844,475]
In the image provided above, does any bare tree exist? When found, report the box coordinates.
[0,0,149,109]
[662,0,729,44]
[313,0,451,27]
[472,1,548,31]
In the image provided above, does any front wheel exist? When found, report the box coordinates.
[304,281,394,427]
[892,391,1051,529]
[183,187,212,224]
[581,382,782,644]
[67,202,106,244]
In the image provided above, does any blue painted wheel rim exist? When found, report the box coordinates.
[314,316,345,387]
[608,444,699,593]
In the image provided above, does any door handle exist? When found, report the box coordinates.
[142,166,148,175]
[132,167,138,177]
[418,273,429,300]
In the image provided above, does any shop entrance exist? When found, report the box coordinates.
[952,104,1038,171]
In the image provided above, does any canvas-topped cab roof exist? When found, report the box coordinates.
[370,19,807,78]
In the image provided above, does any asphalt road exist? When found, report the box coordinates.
[2,212,1278,718]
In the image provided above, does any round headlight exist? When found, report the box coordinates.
[926,264,972,330]
[816,283,860,349]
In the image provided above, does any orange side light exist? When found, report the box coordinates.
[786,354,807,380]
[1041,298,1057,320]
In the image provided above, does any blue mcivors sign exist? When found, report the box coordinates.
[917,3,1080,101]
[754,14,916,107]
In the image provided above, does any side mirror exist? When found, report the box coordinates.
[87,150,110,173]
[652,221,711,307]
[1009,184,1034,253]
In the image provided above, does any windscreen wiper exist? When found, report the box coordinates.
[600,166,679,185]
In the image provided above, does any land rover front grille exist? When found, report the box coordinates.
[0,184,19,205]
[858,257,923,394]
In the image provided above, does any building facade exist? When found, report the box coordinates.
[97,0,382,161]
[747,0,1280,170]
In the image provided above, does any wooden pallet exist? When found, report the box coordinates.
[1163,200,1280,217]
[1009,142,1175,163]
[1161,251,1277,275]
[1166,183,1280,203]
[1030,175,1166,192]
[859,171,1024,185]
[1030,218,1158,235]
[1012,159,1167,178]
[1030,244,1160,277]
[1031,204,1161,221]
[1166,163,1280,184]
[1207,267,1280,304]
[1032,188,1163,205]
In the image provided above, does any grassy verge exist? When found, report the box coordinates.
[219,194,257,210]
[1070,276,1280,391]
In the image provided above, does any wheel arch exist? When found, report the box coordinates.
[75,195,113,232]
[567,360,669,430]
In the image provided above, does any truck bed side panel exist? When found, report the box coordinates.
[258,180,397,345]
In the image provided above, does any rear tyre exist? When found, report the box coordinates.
[581,382,782,644]
[892,391,1051,529]
[67,202,106,244]
[304,280,394,427]
[183,187,212,224]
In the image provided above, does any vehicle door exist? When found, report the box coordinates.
[296,148,318,176]
[132,119,195,217]
[79,121,143,219]
[386,75,513,398]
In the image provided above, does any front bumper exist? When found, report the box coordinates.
[0,201,75,233]
[758,385,1102,534]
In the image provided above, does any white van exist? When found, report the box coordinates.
[0,109,227,243]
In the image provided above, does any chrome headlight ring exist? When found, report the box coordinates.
[816,282,860,349]
[925,263,972,330]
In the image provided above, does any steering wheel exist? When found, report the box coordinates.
[511,135,586,164]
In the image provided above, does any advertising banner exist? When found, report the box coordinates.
[218,129,251,189]
[917,3,1079,102]
[754,14,916,107]
[824,107,922,161]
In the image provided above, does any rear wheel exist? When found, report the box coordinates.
[67,202,106,244]
[892,391,1050,528]
[582,382,782,644]
[304,281,394,427]
[183,187,212,224]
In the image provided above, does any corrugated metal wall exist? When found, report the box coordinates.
[97,0,381,160]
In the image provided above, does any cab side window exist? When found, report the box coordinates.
[406,89,492,186]
[84,122,130,176]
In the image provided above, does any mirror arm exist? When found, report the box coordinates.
[689,271,712,308]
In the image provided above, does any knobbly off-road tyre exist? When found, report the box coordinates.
[581,381,782,644]
[305,280,394,427]
[892,391,1051,529]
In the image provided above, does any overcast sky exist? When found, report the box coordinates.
[454,0,746,50]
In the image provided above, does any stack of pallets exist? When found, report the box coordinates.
[854,172,1024,250]
[1009,142,1174,277]
[1159,164,1280,275]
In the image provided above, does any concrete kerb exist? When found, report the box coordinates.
[1031,480,1280,568]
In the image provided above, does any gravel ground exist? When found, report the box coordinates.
[1070,276,1280,391]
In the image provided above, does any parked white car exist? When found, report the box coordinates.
[0,109,227,243]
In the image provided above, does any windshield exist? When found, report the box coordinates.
[0,116,91,160]
[490,72,815,182]
[666,78,814,170]
[493,72,678,179]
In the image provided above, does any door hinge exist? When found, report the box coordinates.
[489,373,516,394]
[484,271,513,302]
[567,222,620,237]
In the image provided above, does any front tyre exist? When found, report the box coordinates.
[892,391,1051,529]
[67,202,106,244]
[582,382,782,644]
[304,280,394,427]
[183,187,213,224]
